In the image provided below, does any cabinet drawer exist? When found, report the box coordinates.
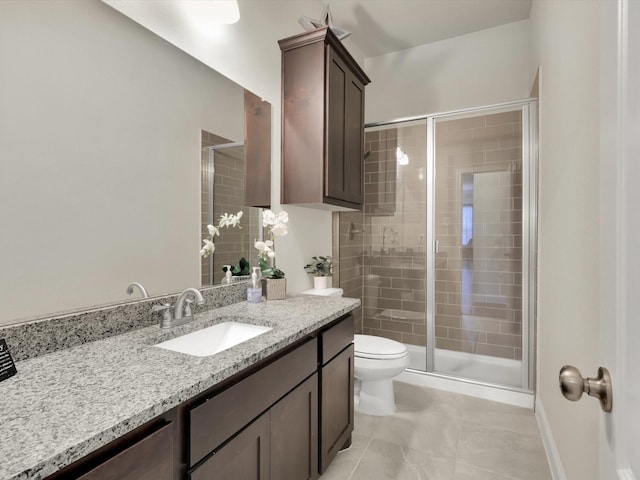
[189,339,317,466]
[189,413,270,480]
[77,423,173,480]
[321,315,354,365]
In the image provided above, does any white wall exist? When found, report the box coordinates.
[364,20,531,123]
[530,1,601,478]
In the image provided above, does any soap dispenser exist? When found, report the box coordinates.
[221,265,233,285]
[247,267,262,303]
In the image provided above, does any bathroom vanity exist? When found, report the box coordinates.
[0,294,359,480]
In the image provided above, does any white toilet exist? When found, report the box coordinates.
[301,287,409,416]
[354,334,410,416]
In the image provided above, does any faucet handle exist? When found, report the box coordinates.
[183,299,194,318]
[151,303,173,328]
[151,303,171,313]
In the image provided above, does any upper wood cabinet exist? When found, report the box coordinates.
[279,27,371,211]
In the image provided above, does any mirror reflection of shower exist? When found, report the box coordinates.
[200,133,261,286]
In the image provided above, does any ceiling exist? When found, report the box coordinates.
[303,0,532,58]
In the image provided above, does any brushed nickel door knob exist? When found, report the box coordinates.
[559,365,613,412]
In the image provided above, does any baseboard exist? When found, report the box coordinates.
[535,397,567,480]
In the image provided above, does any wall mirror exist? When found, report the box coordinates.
[0,0,270,325]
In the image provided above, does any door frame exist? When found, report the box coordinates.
[599,0,638,477]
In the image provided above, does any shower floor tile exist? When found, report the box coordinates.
[320,381,552,480]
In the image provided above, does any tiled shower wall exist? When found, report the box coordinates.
[201,131,259,286]
[336,110,524,361]
[337,124,428,346]
[434,111,523,360]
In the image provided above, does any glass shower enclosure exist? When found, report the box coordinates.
[337,99,537,391]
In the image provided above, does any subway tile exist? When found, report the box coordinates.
[363,317,381,330]
[402,333,426,346]
[391,278,424,290]
[366,329,403,342]
[435,314,461,329]
[380,319,414,334]
[435,337,475,354]
[401,301,426,314]
[474,343,515,359]
[447,328,487,344]
[371,266,403,278]
[436,303,463,316]
[414,323,427,336]
[401,268,426,279]
[486,332,522,348]
[378,298,402,310]
[485,147,521,163]
[435,326,448,338]
[460,316,501,333]
[380,288,408,300]
[500,321,522,334]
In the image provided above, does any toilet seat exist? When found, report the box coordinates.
[354,334,408,360]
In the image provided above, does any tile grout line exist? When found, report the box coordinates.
[346,434,376,480]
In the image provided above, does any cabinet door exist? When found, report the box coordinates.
[271,374,319,480]
[189,413,270,480]
[77,423,173,480]
[319,344,355,473]
[344,70,365,205]
[326,47,365,207]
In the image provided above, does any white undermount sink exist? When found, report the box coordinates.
[154,322,272,357]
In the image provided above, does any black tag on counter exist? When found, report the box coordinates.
[0,339,17,382]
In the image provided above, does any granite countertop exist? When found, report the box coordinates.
[0,294,360,480]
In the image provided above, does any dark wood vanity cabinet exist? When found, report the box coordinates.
[43,314,354,480]
[319,315,355,473]
[188,339,319,480]
[45,417,178,480]
[279,27,371,210]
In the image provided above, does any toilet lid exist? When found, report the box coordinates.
[354,334,408,360]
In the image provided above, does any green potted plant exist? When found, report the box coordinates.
[304,255,333,290]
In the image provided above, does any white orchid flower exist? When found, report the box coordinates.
[218,211,243,229]
[271,223,288,237]
[275,211,289,224]
[207,224,220,237]
[255,239,275,259]
[200,239,215,258]
[262,209,276,226]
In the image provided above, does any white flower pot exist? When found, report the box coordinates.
[313,276,332,290]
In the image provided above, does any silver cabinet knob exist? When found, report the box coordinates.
[559,365,612,412]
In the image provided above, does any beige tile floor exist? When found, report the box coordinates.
[320,382,552,480]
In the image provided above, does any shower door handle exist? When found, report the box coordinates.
[434,241,440,254]
[559,365,613,412]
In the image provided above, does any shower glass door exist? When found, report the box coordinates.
[428,105,534,389]
[346,99,536,392]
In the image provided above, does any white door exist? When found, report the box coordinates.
[599,0,640,477]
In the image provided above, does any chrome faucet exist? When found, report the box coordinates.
[151,288,205,329]
[126,282,149,298]
[174,288,204,321]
